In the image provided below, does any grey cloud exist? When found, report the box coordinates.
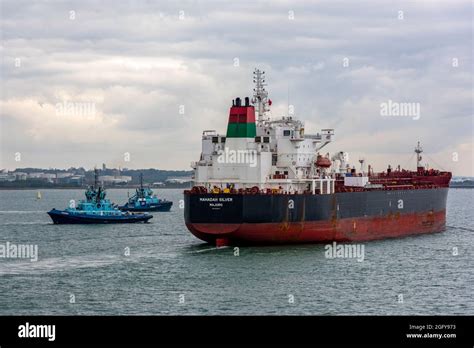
[0,0,472,174]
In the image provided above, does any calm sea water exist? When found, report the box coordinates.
[0,188,472,315]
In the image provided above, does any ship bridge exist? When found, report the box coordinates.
[192,69,335,194]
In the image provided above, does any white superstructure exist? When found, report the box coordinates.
[192,69,337,194]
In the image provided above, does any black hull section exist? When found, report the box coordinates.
[185,188,449,224]
[47,210,152,224]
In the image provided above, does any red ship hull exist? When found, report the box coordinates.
[186,210,446,246]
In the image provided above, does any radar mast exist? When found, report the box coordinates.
[251,68,270,125]
[415,141,423,169]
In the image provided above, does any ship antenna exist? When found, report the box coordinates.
[358,158,366,175]
[415,141,423,169]
[252,68,270,125]
[287,83,290,118]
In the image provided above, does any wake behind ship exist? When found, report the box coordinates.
[184,69,451,246]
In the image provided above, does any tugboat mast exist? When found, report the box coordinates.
[94,168,99,189]
[252,68,270,125]
[93,168,102,203]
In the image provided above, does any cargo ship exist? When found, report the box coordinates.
[184,69,451,246]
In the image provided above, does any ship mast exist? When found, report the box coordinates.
[252,68,270,125]
[94,168,101,203]
[94,168,99,190]
[415,141,423,170]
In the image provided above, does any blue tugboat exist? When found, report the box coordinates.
[119,174,173,212]
[47,169,152,224]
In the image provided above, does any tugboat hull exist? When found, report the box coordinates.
[47,209,152,224]
[119,201,173,212]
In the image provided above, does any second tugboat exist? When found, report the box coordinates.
[48,169,153,224]
[119,174,173,212]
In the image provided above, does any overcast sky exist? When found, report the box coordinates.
[1,0,472,175]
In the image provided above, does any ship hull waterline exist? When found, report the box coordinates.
[186,210,446,245]
[184,188,448,246]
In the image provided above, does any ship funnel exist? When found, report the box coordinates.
[227,95,256,138]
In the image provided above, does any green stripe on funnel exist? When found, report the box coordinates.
[226,123,256,138]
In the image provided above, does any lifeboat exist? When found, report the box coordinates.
[315,154,332,168]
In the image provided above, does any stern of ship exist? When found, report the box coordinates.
[184,191,243,245]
